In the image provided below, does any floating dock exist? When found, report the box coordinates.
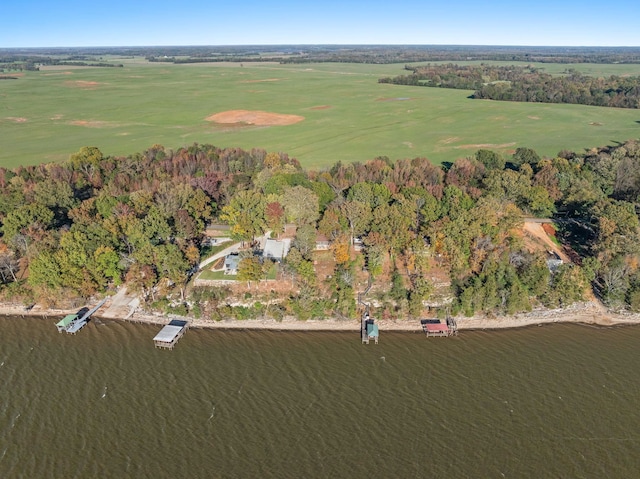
[421,317,457,337]
[361,313,379,345]
[55,298,108,334]
[153,319,189,349]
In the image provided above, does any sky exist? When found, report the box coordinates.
[2,0,639,48]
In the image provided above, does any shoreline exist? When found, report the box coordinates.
[2,299,640,333]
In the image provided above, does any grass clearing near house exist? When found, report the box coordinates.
[197,260,277,281]
[198,269,235,281]
[1,59,639,168]
[265,263,278,280]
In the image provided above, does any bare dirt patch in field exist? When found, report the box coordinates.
[205,110,304,126]
[310,105,332,110]
[4,117,28,123]
[68,120,115,128]
[528,116,540,120]
[438,137,461,145]
[454,142,516,150]
[64,80,101,89]
[240,78,280,83]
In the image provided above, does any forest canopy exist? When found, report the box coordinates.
[379,64,640,108]
[1,139,640,320]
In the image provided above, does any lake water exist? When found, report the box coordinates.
[1,316,640,478]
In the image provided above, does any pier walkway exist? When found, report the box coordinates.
[55,298,108,334]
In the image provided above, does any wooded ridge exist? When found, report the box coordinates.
[1,140,640,321]
[379,64,640,108]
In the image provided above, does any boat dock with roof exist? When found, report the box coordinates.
[55,298,108,334]
[153,319,189,349]
[421,316,458,337]
[361,313,379,344]
[56,314,79,333]
[358,275,379,344]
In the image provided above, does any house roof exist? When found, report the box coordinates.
[424,323,449,332]
[263,239,290,259]
[315,233,330,243]
[366,323,379,337]
[56,314,78,328]
[224,254,240,269]
[153,320,188,343]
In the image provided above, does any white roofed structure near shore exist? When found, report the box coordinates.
[153,319,189,349]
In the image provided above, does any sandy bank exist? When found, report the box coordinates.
[2,298,639,333]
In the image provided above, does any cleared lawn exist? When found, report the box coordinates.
[1,59,639,168]
[198,270,235,281]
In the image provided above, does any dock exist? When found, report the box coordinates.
[421,317,458,337]
[55,298,108,334]
[56,314,78,333]
[153,319,189,349]
[361,313,379,345]
[358,274,378,344]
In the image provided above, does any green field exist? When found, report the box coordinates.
[1,58,639,168]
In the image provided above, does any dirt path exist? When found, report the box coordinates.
[523,221,571,262]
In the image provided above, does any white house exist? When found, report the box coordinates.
[262,239,291,261]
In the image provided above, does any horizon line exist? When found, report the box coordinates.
[3,43,640,50]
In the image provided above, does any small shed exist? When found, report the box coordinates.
[315,233,331,251]
[224,253,240,275]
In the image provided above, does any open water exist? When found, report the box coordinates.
[2,316,640,478]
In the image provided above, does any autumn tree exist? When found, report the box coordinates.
[237,256,264,286]
[264,201,285,237]
[281,185,319,226]
[220,189,266,242]
[331,234,351,265]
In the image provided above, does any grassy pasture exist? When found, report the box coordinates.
[1,59,639,168]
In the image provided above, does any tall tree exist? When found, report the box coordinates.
[220,190,266,242]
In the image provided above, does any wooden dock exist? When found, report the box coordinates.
[361,313,379,344]
[421,317,458,337]
[55,298,108,334]
[153,319,189,349]
[56,314,78,333]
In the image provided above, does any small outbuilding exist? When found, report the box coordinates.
[224,253,240,275]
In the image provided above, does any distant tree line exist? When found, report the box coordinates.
[0,55,123,72]
[379,64,640,108]
[4,45,640,69]
[147,56,281,64]
[279,46,640,65]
